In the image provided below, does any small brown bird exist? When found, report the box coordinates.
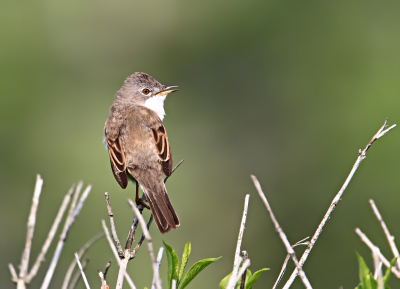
[104,72,180,233]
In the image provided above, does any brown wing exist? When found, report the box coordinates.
[106,135,128,188]
[150,124,173,176]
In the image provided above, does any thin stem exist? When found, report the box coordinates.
[69,257,89,289]
[20,175,43,280]
[74,253,90,289]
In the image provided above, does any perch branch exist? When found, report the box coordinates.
[130,203,161,289]
[356,228,400,278]
[101,220,136,289]
[370,199,400,270]
[283,119,396,288]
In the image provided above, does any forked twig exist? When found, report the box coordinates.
[283,119,396,288]
[273,237,310,289]
[251,176,312,289]
[101,220,136,289]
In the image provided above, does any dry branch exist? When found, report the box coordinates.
[283,119,396,288]
[251,176,312,289]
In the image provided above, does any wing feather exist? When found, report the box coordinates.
[106,135,128,188]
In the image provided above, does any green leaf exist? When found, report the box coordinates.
[163,241,179,289]
[369,273,378,289]
[180,257,221,289]
[383,257,397,286]
[219,269,253,289]
[177,242,191,287]
[357,252,372,289]
[245,268,269,289]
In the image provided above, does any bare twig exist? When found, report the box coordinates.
[370,199,400,270]
[240,251,248,289]
[226,256,242,289]
[28,186,74,281]
[372,247,383,289]
[234,259,251,287]
[20,175,44,285]
[105,192,124,257]
[130,203,161,289]
[69,257,89,289]
[163,159,184,183]
[283,119,396,288]
[233,195,250,271]
[62,232,105,289]
[152,247,164,289]
[8,263,18,282]
[251,175,312,289]
[98,260,111,289]
[273,237,310,289]
[101,220,136,289]
[41,184,91,289]
[356,228,400,278]
[74,253,90,289]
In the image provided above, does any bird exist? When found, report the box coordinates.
[104,72,180,234]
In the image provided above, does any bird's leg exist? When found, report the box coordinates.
[135,181,150,209]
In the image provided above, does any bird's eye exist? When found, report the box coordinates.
[142,88,151,95]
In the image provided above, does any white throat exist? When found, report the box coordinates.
[143,95,167,121]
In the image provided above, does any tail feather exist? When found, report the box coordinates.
[144,187,180,234]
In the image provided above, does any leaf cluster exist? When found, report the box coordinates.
[163,241,221,289]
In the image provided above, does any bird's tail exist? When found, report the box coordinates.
[144,184,180,234]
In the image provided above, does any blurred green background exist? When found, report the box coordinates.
[1,1,400,288]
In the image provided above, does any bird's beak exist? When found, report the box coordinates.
[154,85,179,97]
